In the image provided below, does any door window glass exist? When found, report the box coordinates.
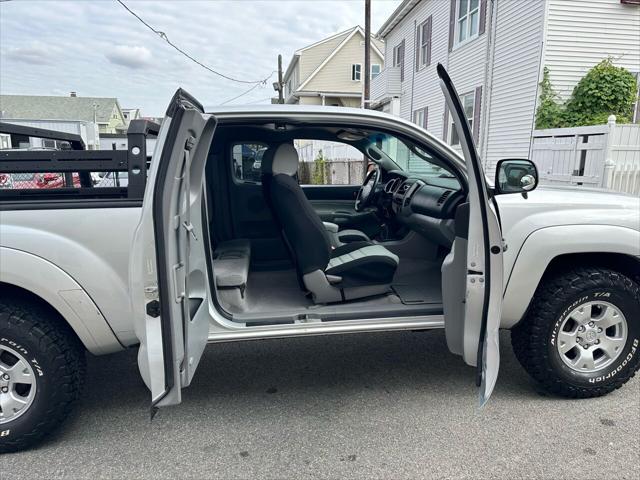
[294,139,365,186]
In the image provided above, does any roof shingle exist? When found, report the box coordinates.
[0,95,123,124]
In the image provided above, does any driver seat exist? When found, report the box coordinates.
[262,143,399,303]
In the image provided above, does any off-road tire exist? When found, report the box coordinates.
[0,297,86,453]
[512,267,640,398]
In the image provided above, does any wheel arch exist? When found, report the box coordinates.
[502,225,640,329]
[541,252,640,285]
[0,247,124,355]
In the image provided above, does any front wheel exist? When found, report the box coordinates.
[512,267,640,398]
[0,297,86,453]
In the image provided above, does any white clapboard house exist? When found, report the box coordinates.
[371,0,640,175]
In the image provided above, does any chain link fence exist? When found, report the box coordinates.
[0,171,129,190]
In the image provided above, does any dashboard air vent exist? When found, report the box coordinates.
[437,190,452,206]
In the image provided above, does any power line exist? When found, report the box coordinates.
[220,82,262,105]
[241,97,274,106]
[116,0,272,85]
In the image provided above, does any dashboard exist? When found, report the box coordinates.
[381,171,465,246]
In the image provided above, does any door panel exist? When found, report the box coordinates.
[130,89,215,413]
[303,184,380,236]
[437,64,504,406]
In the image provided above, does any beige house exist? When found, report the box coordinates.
[283,26,384,107]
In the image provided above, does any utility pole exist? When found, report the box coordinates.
[364,0,371,109]
[277,54,284,104]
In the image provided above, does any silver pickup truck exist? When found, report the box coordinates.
[1,66,638,453]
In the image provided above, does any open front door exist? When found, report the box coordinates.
[438,64,504,406]
[130,89,217,415]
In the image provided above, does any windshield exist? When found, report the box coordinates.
[368,133,460,189]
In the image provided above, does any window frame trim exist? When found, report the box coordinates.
[351,63,362,81]
[413,106,429,130]
[449,90,476,146]
[371,63,381,79]
[454,0,481,49]
[417,17,432,69]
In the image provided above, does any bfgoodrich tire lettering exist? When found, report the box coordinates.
[0,297,86,453]
[512,267,640,398]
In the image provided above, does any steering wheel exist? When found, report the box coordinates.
[355,167,380,212]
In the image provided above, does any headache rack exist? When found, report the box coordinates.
[0,119,160,207]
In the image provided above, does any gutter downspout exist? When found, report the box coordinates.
[409,19,417,119]
[529,0,551,160]
[480,0,497,169]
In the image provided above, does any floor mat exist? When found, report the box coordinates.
[219,259,443,314]
[392,259,442,305]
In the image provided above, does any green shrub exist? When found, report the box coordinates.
[535,59,638,129]
[563,58,637,126]
[535,67,564,129]
[312,149,326,185]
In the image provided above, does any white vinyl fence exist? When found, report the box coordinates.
[531,116,640,195]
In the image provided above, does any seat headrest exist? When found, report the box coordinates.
[269,143,299,176]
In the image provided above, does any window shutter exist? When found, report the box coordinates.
[443,105,449,141]
[426,16,432,66]
[479,0,488,36]
[448,0,456,52]
[473,86,482,144]
[423,107,429,130]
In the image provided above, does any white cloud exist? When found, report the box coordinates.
[0,0,402,115]
[105,45,153,69]
[6,45,54,65]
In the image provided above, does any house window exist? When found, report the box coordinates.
[418,17,432,67]
[371,64,381,79]
[393,40,405,81]
[457,0,481,44]
[351,64,362,81]
[413,107,428,129]
[450,92,475,145]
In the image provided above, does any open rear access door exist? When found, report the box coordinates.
[130,89,217,415]
[438,64,504,406]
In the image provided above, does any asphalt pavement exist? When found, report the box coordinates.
[2,330,638,479]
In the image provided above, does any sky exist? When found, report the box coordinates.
[0,0,401,116]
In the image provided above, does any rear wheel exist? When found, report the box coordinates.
[0,297,86,453]
[512,267,640,398]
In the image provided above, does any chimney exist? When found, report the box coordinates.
[70,91,77,97]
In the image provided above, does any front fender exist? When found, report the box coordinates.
[0,247,123,355]
[501,225,640,329]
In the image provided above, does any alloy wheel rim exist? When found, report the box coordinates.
[556,301,628,373]
[0,345,37,424]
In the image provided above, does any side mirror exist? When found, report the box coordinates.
[494,159,538,195]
